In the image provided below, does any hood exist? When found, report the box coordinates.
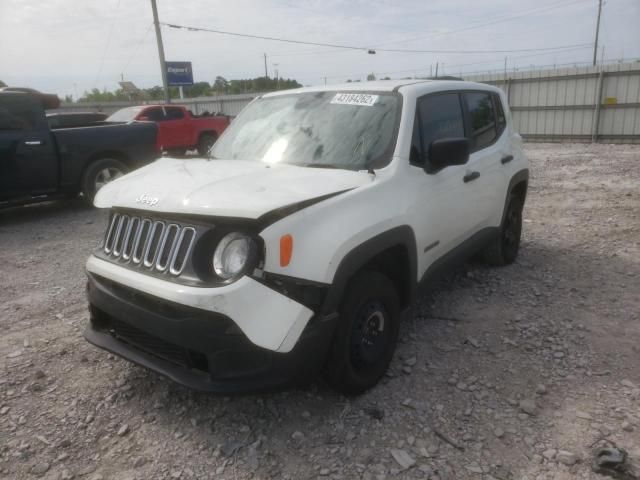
[94,157,372,219]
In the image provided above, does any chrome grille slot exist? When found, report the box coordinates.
[104,213,120,253]
[121,217,139,261]
[155,224,180,272]
[132,219,152,264]
[112,215,129,257]
[101,213,198,277]
[143,221,166,268]
[169,227,195,275]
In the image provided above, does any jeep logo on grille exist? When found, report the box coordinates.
[136,194,159,207]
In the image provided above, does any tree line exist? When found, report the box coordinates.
[76,76,301,103]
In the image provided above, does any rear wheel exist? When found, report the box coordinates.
[81,158,128,205]
[197,133,217,156]
[324,271,400,395]
[483,195,523,266]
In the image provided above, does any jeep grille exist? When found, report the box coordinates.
[103,212,196,276]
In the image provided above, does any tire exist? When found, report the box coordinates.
[81,158,128,205]
[483,195,523,266]
[197,133,217,156]
[323,271,401,395]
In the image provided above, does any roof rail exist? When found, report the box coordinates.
[427,76,464,81]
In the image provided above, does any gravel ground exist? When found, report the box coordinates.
[1,143,639,480]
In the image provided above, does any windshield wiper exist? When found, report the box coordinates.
[301,163,342,169]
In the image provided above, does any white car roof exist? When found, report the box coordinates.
[262,79,501,97]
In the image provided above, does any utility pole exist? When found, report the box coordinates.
[435,62,439,78]
[504,57,508,86]
[263,53,269,78]
[151,0,170,103]
[592,0,603,66]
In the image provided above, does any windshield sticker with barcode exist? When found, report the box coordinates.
[331,93,379,106]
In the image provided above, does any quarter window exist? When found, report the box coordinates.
[415,93,465,164]
[464,92,497,150]
[494,93,506,134]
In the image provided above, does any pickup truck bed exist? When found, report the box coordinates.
[0,91,158,207]
[107,105,230,155]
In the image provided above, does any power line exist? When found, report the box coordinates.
[162,22,592,55]
[94,0,122,89]
[121,23,154,76]
[372,0,591,48]
[296,45,594,83]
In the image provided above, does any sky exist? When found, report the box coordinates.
[1,0,639,98]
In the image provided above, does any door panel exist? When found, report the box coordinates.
[463,92,508,231]
[408,93,472,277]
[0,95,58,198]
[163,107,189,147]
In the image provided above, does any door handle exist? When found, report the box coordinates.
[24,140,44,146]
[463,171,480,183]
[501,154,514,164]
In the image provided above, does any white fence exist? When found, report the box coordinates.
[464,62,640,144]
[55,62,640,144]
[54,92,258,117]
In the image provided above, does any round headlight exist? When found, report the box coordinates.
[212,232,253,280]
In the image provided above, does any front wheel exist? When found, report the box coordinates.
[197,133,217,156]
[483,195,523,266]
[81,158,128,205]
[323,271,400,395]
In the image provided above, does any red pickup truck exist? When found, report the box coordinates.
[107,105,230,155]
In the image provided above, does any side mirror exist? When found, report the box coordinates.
[426,137,470,173]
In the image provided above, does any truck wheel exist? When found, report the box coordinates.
[483,195,523,266]
[324,271,400,395]
[197,133,217,156]
[81,158,128,204]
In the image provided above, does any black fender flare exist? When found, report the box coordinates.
[321,225,417,315]
[501,168,529,225]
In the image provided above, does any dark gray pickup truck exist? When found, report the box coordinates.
[0,90,158,208]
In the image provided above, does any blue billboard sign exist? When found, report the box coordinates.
[166,61,194,86]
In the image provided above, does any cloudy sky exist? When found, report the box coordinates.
[1,0,638,98]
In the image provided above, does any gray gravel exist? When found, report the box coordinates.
[1,143,639,479]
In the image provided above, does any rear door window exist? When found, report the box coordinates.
[145,107,166,122]
[165,107,184,120]
[464,92,497,150]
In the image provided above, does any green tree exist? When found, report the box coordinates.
[213,76,229,94]
[366,73,376,81]
[0,80,6,88]
[183,81,212,98]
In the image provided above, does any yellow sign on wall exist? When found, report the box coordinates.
[604,97,618,105]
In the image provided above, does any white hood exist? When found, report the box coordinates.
[94,157,372,218]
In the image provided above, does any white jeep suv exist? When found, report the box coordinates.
[85,80,528,394]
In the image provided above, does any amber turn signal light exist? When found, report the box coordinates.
[280,234,293,267]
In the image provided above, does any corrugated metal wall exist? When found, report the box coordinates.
[464,62,640,143]
[55,62,640,143]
